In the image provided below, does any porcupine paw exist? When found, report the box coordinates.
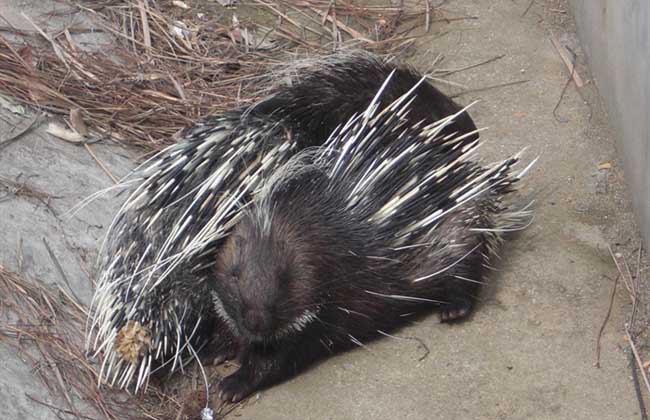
[440,300,473,323]
[218,369,256,403]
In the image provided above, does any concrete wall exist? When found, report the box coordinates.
[570,0,650,246]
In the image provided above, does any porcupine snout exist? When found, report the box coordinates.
[242,307,274,335]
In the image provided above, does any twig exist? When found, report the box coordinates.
[434,54,505,77]
[627,327,650,412]
[594,274,618,368]
[521,0,535,18]
[26,393,96,420]
[376,330,430,361]
[608,245,634,301]
[56,284,89,317]
[21,13,98,81]
[138,0,152,49]
[49,353,83,420]
[631,245,643,331]
[16,235,24,272]
[431,16,478,23]
[331,0,339,48]
[0,114,42,151]
[549,30,584,87]
[41,237,83,306]
[63,28,77,53]
[168,73,187,102]
[310,6,373,42]
[321,0,334,25]
[629,351,649,420]
[286,5,332,36]
[424,0,431,33]
[626,247,640,332]
[450,79,529,98]
[0,27,33,69]
[83,144,119,184]
[552,58,574,123]
[0,174,57,208]
[256,0,325,38]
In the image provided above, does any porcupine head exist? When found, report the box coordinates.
[209,166,336,346]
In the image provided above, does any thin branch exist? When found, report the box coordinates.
[594,274,618,368]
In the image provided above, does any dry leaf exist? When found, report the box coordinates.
[46,122,84,143]
[172,0,190,9]
[69,108,88,137]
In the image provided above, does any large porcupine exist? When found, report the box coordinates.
[210,76,534,402]
[86,50,478,391]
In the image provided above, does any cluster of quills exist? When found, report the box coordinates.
[85,50,534,393]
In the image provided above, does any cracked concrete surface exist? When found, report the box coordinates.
[0,0,643,419]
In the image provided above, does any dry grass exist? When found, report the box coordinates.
[0,0,435,151]
[0,264,249,419]
[0,265,141,419]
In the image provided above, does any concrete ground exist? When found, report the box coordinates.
[0,0,644,419]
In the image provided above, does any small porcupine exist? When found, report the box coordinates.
[86,50,478,391]
[211,76,534,402]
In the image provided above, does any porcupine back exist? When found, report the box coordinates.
[249,50,476,144]
[236,76,535,348]
[87,50,479,390]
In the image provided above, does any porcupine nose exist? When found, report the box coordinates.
[243,308,273,334]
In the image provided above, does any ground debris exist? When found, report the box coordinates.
[0,264,240,419]
[0,0,438,151]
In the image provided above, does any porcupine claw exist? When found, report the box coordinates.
[218,369,256,403]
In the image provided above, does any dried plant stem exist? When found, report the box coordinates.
[594,274,618,368]
[83,144,120,184]
[627,327,650,399]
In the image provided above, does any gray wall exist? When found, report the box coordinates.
[570,0,650,246]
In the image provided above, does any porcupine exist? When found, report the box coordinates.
[211,76,535,402]
[86,50,480,392]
